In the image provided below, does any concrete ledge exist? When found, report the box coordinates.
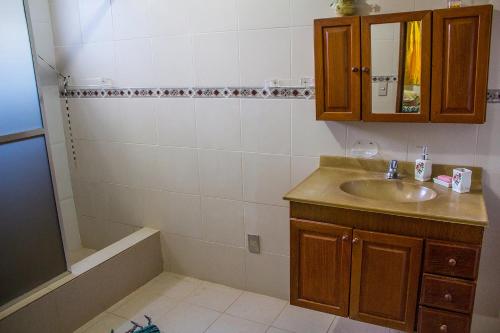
[0,228,162,332]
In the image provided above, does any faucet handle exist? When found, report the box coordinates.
[389,160,398,170]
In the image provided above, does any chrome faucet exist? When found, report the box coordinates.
[386,160,399,179]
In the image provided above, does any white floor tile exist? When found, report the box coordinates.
[328,317,395,333]
[226,292,287,325]
[79,273,410,333]
[206,314,268,333]
[77,313,129,333]
[273,305,335,333]
[110,292,177,322]
[185,281,243,312]
[267,327,294,333]
[156,302,221,333]
[139,272,202,299]
[73,312,109,333]
[106,286,160,315]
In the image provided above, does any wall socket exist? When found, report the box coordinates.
[247,234,260,254]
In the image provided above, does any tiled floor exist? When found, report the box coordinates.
[74,272,403,333]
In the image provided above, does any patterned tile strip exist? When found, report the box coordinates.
[372,75,398,82]
[61,87,500,103]
[61,87,315,100]
[487,89,500,103]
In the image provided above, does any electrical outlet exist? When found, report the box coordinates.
[247,234,260,254]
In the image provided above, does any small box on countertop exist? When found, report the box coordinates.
[452,168,472,193]
[433,177,451,188]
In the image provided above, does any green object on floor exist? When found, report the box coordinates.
[111,316,160,333]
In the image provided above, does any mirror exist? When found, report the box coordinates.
[370,21,422,114]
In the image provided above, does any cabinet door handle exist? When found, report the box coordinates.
[444,293,453,302]
[448,258,457,266]
[352,237,360,244]
[439,324,448,332]
[342,234,349,241]
[351,67,359,72]
[361,67,370,73]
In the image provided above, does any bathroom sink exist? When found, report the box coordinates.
[339,179,437,203]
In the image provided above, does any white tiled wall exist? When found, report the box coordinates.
[46,0,500,319]
[27,0,83,253]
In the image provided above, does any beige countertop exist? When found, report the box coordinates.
[284,156,488,227]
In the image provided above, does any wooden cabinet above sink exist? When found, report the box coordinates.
[314,5,493,123]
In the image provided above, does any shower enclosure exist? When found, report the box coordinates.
[0,0,67,307]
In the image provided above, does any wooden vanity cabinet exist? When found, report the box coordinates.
[290,219,423,331]
[431,5,493,123]
[314,17,361,121]
[418,240,481,333]
[289,203,484,333]
[350,230,423,331]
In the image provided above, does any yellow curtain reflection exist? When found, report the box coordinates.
[404,21,421,85]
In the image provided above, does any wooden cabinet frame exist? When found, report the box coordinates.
[289,202,484,333]
[431,5,492,123]
[349,230,423,332]
[314,17,361,121]
[361,11,432,122]
[313,5,493,124]
[290,219,352,316]
[291,219,423,331]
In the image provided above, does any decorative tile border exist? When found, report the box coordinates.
[60,86,500,103]
[372,75,398,82]
[487,89,500,103]
[61,87,315,100]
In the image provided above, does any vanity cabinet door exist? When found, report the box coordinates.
[431,5,493,123]
[290,219,352,316]
[349,230,423,332]
[314,17,361,121]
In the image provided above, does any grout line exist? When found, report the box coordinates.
[270,300,289,327]
[473,124,480,167]
[75,137,297,157]
[203,311,224,333]
[239,99,245,206]
[326,314,338,333]
[74,176,292,210]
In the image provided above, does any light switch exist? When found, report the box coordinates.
[378,81,388,96]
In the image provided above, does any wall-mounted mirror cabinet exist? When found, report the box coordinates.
[362,11,431,122]
[314,5,493,124]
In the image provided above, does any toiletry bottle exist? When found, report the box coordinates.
[415,146,432,181]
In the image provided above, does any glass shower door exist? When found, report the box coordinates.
[0,0,67,306]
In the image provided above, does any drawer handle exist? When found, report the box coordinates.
[444,293,453,302]
[352,237,360,244]
[440,324,448,332]
[361,67,370,73]
[448,258,457,266]
[342,234,349,241]
[351,67,359,73]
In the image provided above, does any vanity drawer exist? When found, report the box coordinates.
[420,274,476,313]
[418,306,471,333]
[424,240,480,280]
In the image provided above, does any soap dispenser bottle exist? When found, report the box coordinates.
[415,146,432,181]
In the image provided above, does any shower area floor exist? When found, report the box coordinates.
[74,272,405,333]
[68,248,97,266]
